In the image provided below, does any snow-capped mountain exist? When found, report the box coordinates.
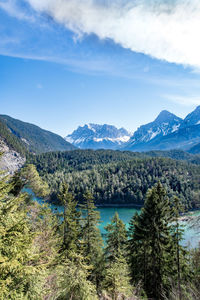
[124,106,200,152]
[65,106,200,152]
[124,110,183,151]
[181,105,200,128]
[65,124,132,150]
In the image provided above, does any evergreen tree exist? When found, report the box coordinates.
[10,164,49,197]
[105,212,128,262]
[129,182,175,299]
[58,183,81,254]
[80,191,104,290]
[0,169,45,299]
[102,256,133,300]
[170,197,191,300]
[55,252,98,300]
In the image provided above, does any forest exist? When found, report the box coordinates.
[28,150,200,209]
[0,158,200,300]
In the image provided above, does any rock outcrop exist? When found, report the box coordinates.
[0,139,25,174]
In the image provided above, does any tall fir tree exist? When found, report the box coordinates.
[104,212,128,262]
[80,191,104,291]
[129,182,175,299]
[58,183,81,254]
[0,167,46,299]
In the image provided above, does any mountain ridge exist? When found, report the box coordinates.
[0,114,75,155]
[66,123,131,150]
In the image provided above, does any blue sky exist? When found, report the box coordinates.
[1,0,200,136]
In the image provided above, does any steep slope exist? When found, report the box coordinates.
[66,124,131,149]
[125,124,200,152]
[188,142,200,154]
[0,119,27,156]
[0,115,75,154]
[124,110,182,151]
[181,105,200,128]
[0,137,25,174]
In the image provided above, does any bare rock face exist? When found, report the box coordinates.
[0,139,26,174]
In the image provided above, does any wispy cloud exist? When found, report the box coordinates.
[0,0,35,21]
[164,94,200,106]
[22,0,200,68]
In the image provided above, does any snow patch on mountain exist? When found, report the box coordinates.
[65,124,131,150]
[125,110,183,150]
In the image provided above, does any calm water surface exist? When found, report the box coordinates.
[29,190,200,248]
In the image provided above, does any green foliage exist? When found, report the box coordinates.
[145,149,200,165]
[0,151,199,299]
[0,172,46,299]
[0,114,75,155]
[102,256,133,300]
[55,252,98,300]
[128,183,189,299]
[190,244,200,293]
[80,192,104,289]
[58,183,81,254]
[105,212,128,262]
[0,119,27,156]
[29,150,200,208]
[11,164,49,198]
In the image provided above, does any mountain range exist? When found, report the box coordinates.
[1,105,200,166]
[65,124,131,150]
[66,106,200,153]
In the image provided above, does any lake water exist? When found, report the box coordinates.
[29,190,200,248]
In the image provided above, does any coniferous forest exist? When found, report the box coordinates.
[0,154,200,300]
[28,150,200,209]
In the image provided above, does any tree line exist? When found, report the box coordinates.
[28,151,200,209]
[0,159,200,299]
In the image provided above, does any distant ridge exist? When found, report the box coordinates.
[123,106,200,152]
[0,115,75,155]
[65,123,131,150]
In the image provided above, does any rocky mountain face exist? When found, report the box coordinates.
[0,138,25,174]
[181,105,200,128]
[124,106,200,152]
[65,124,131,150]
[67,106,200,152]
[125,110,182,150]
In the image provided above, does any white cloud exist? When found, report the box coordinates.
[0,0,35,21]
[22,0,200,68]
[164,94,200,106]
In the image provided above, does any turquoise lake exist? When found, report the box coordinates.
[29,190,200,249]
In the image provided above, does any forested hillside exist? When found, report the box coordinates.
[0,119,27,156]
[145,149,200,164]
[1,162,199,299]
[0,115,75,154]
[28,150,200,208]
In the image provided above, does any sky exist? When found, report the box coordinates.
[1,0,200,137]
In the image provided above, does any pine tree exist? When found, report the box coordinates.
[0,168,46,299]
[80,191,104,290]
[129,182,175,299]
[103,212,132,299]
[10,164,49,197]
[104,212,128,262]
[58,183,81,254]
[170,197,191,300]
[55,252,98,300]
[102,255,133,300]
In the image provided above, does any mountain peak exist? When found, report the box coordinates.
[125,110,182,148]
[155,110,180,123]
[182,105,200,127]
[65,123,131,149]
